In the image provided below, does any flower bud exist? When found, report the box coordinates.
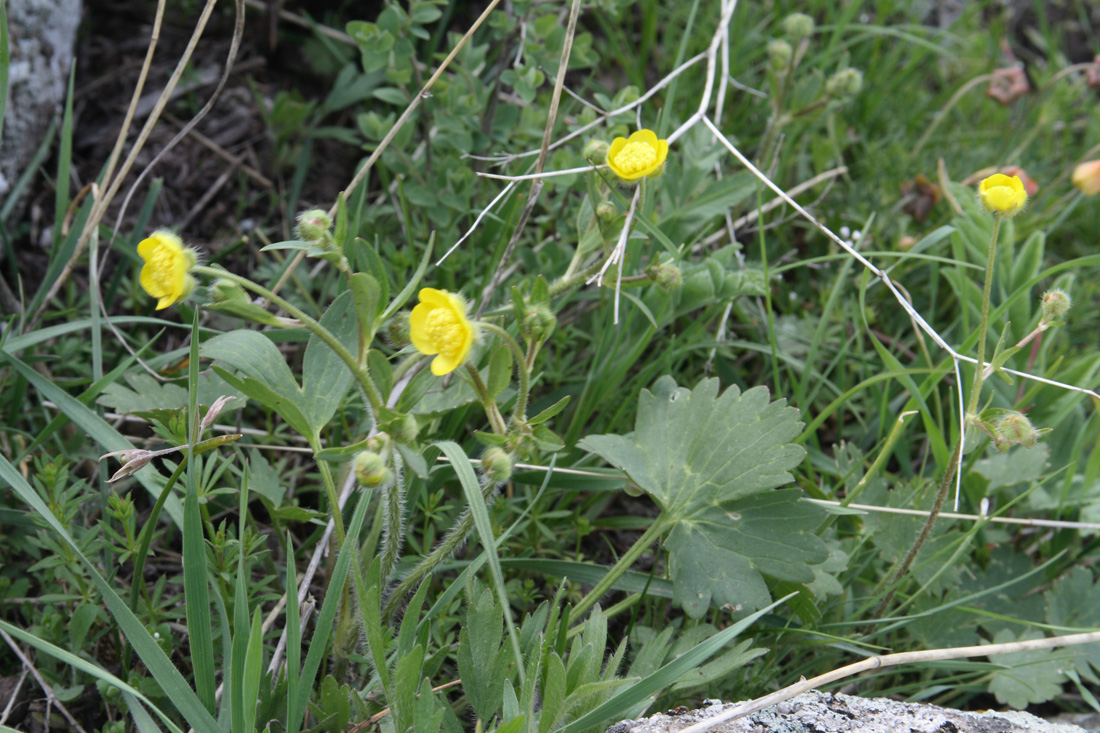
[210,278,248,304]
[366,432,389,453]
[100,449,155,483]
[200,395,236,435]
[386,312,412,348]
[354,451,391,487]
[898,235,917,251]
[596,200,619,227]
[647,260,683,292]
[296,209,333,242]
[583,139,610,166]
[767,39,793,72]
[992,412,1040,452]
[481,447,513,483]
[1041,289,1071,320]
[825,68,863,99]
[1072,160,1100,196]
[389,414,419,444]
[521,305,557,343]
[782,13,815,40]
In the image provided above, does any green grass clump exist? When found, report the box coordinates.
[2,0,1100,731]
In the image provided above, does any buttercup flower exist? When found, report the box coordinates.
[606,129,669,183]
[137,231,197,309]
[978,173,1028,218]
[1072,160,1100,196]
[409,288,475,376]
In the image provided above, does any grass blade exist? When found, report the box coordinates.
[435,440,524,684]
[558,594,791,733]
[0,455,218,730]
[184,312,216,712]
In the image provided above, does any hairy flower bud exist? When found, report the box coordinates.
[210,278,248,304]
[296,209,333,243]
[481,447,514,483]
[767,39,793,72]
[521,305,557,343]
[825,68,863,99]
[583,139,610,166]
[992,412,1040,452]
[782,13,815,40]
[1040,289,1071,320]
[386,312,412,348]
[389,414,419,444]
[354,451,391,487]
[647,260,683,292]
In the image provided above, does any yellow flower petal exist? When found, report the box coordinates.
[606,128,669,182]
[137,231,195,309]
[408,288,475,375]
[978,173,1027,218]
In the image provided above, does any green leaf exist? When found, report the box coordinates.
[302,292,358,432]
[487,344,513,400]
[350,272,381,342]
[579,377,824,617]
[527,396,570,425]
[394,644,425,733]
[558,595,787,733]
[986,629,1070,709]
[457,589,506,722]
[213,365,313,440]
[1045,568,1100,680]
[202,330,304,404]
[0,455,216,731]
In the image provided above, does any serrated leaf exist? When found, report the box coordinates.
[986,629,1070,709]
[1045,568,1100,680]
[579,376,824,617]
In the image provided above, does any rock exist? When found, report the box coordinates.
[0,0,83,201]
[609,691,1086,733]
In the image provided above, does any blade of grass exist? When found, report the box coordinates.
[184,312,217,713]
[289,485,371,733]
[231,463,252,733]
[0,619,184,733]
[436,439,524,685]
[0,0,8,143]
[0,350,185,526]
[54,62,75,252]
[558,594,793,733]
[285,532,301,731]
[242,607,264,733]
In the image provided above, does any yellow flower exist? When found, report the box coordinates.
[409,288,475,376]
[978,173,1028,218]
[137,231,197,310]
[1072,160,1100,196]
[606,129,669,182]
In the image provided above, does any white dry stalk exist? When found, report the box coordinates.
[677,630,1100,733]
[586,186,642,324]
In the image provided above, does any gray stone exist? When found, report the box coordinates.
[609,691,1086,733]
[0,0,83,199]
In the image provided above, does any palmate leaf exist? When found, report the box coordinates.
[579,376,827,617]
